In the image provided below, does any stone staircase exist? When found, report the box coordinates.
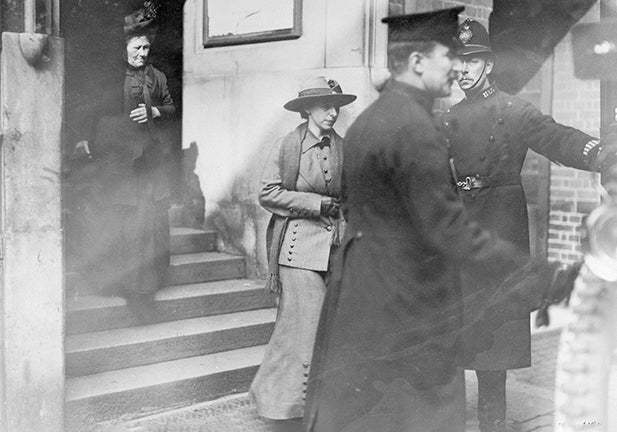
[65,227,276,431]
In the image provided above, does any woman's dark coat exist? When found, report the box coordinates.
[304,80,526,432]
[71,64,175,206]
[440,86,593,370]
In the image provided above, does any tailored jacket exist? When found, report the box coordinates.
[77,64,176,207]
[440,85,595,370]
[260,122,344,272]
[304,80,526,432]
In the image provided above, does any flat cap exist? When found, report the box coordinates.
[382,6,464,50]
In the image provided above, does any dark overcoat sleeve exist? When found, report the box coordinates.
[521,100,595,171]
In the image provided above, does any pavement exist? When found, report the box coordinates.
[99,307,573,432]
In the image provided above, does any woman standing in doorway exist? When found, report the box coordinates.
[72,7,175,320]
[250,77,356,432]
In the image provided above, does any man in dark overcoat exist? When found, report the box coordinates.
[440,19,601,432]
[303,8,536,432]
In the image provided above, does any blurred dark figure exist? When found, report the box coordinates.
[301,8,546,432]
[440,19,605,432]
[68,6,175,321]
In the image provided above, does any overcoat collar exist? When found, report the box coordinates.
[385,79,435,113]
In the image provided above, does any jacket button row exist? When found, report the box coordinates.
[303,362,310,368]
[498,118,504,124]
[326,226,332,232]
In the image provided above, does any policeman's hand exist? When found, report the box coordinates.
[72,140,91,159]
[535,261,582,327]
[320,197,340,218]
[597,142,617,186]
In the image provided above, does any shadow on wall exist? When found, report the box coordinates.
[178,142,206,228]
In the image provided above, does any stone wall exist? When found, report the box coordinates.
[183,0,388,277]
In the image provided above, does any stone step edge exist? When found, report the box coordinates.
[66,278,268,313]
[66,344,267,402]
[119,392,255,428]
[66,308,276,353]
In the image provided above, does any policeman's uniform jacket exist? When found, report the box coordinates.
[304,80,527,432]
[440,85,595,370]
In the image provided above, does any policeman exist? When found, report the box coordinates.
[441,19,603,432]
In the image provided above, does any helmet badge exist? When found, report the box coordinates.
[458,23,473,44]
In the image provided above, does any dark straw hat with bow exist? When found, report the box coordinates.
[284,76,357,113]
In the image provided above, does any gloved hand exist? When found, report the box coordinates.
[535,261,582,327]
[479,259,581,329]
[320,197,340,218]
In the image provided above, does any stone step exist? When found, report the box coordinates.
[66,308,276,377]
[66,279,276,334]
[65,345,267,431]
[166,251,246,286]
[170,227,217,254]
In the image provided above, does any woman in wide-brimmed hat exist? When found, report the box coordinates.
[250,76,356,432]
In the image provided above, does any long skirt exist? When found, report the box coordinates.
[250,266,327,419]
[87,173,170,296]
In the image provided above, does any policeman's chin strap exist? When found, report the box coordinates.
[463,61,488,98]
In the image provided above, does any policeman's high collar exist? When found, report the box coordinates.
[464,83,497,102]
[386,79,435,113]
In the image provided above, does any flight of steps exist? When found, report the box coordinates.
[65,227,276,431]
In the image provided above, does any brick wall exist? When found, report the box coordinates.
[548,4,601,263]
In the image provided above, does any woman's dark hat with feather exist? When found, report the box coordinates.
[124,1,158,38]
